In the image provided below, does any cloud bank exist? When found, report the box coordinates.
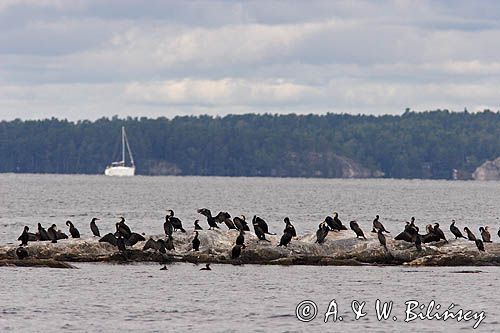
[1,0,500,119]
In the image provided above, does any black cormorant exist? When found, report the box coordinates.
[372,215,390,233]
[90,218,100,237]
[233,215,250,231]
[480,227,492,243]
[117,217,132,239]
[164,215,173,236]
[377,229,388,251]
[252,217,269,241]
[66,220,80,238]
[450,220,466,239]
[194,220,203,230]
[433,223,447,242]
[37,223,50,241]
[349,221,366,239]
[236,229,246,248]
[18,226,30,246]
[47,224,58,243]
[283,217,297,237]
[278,229,293,247]
[231,245,242,259]
[167,210,186,232]
[200,263,211,270]
[197,208,220,230]
[253,215,275,235]
[475,239,485,252]
[99,233,118,246]
[415,234,422,252]
[214,212,236,230]
[464,227,476,241]
[116,234,126,252]
[192,231,200,251]
[315,222,329,244]
[143,238,167,254]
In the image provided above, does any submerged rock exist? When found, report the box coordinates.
[1,230,500,266]
[0,259,76,269]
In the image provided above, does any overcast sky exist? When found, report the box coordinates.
[1,0,500,120]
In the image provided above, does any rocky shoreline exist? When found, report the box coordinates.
[2,229,500,268]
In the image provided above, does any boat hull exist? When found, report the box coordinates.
[104,166,135,176]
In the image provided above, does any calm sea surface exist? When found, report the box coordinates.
[1,174,499,332]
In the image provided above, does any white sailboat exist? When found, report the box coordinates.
[104,126,135,176]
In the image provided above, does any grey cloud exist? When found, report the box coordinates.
[1,0,500,120]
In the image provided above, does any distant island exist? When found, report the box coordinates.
[1,110,499,179]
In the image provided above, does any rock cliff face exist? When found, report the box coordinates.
[472,157,500,180]
[2,230,499,267]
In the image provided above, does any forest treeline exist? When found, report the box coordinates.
[1,110,499,179]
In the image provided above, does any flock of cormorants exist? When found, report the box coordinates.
[15,208,498,264]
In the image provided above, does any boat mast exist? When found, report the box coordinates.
[123,127,135,167]
[121,126,125,164]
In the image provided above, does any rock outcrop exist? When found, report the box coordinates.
[1,229,499,267]
[472,157,500,180]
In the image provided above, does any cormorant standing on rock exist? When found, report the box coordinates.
[283,217,297,237]
[324,216,341,231]
[349,221,366,239]
[333,212,347,230]
[475,239,485,252]
[18,226,30,246]
[167,210,186,232]
[236,229,246,248]
[142,238,167,254]
[464,227,476,241]
[99,233,117,246]
[47,224,58,243]
[315,222,329,244]
[433,223,447,242]
[253,215,275,235]
[192,231,200,251]
[197,208,220,230]
[421,224,440,243]
[37,223,50,241]
[164,216,173,237]
[90,218,100,237]
[394,222,413,242]
[252,219,270,242]
[377,229,388,251]
[415,234,422,252]
[232,216,244,231]
[200,263,211,270]
[278,229,293,247]
[372,215,390,233]
[409,217,419,233]
[480,227,492,243]
[233,215,250,231]
[215,212,236,230]
[194,220,203,230]
[126,233,145,246]
[66,220,80,238]
[231,245,242,259]
[116,234,126,252]
[450,220,466,239]
[16,246,29,260]
[118,217,132,239]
